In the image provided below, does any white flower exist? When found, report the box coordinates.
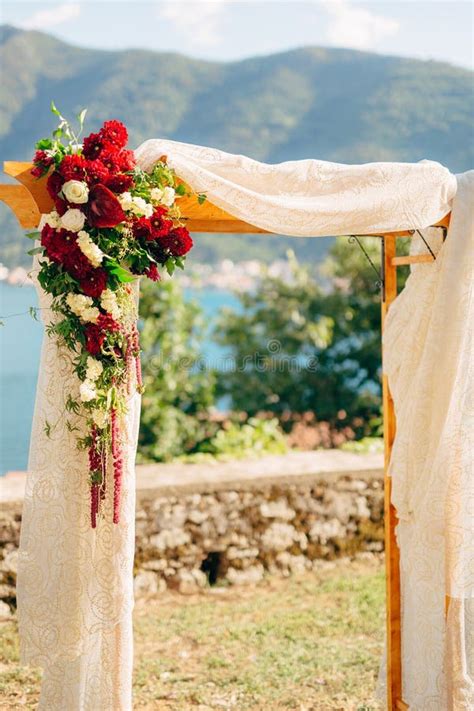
[60,208,86,233]
[38,210,60,230]
[150,187,163,203]
[91,409,108,429]
[62,180,89,204]
[161,187,175,207]
[86,357,103,382]
[132,196,154,217]
[66,293,99,323]
[79,379,97,403]
[118,192,134,211]
[100,289,121,320]
[77,230,104,268]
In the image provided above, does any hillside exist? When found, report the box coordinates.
[1,25,472,267]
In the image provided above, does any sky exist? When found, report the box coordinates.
[1,0,473,69]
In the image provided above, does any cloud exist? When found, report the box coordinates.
[157,0,227,48]
[321,0,400,50]
[19,2,81,31]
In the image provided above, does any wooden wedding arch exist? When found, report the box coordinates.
[0,160,451,711]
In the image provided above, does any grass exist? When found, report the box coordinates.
[0,556,385,710]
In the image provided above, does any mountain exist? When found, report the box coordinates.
[0,25,472,267]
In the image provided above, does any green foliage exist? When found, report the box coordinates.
[195,416,287,460]
[138,278,217,461]
[215,242,400,425]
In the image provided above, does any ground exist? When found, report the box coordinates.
[0,556,385,710]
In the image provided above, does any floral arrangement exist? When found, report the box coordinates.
[29,103,200,528]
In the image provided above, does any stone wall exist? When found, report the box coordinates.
[0,452,384,612]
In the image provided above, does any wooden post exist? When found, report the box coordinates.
[381,235,405,711]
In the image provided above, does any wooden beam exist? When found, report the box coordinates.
[381,234,404,710]
[391,254,434,266]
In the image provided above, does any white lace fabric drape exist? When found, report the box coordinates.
[17,138,468,710]
[382,171,474,709]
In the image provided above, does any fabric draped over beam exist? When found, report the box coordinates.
[16,139,470,711]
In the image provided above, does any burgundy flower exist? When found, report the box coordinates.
[78,268,108,298]
[159,226,193,256]
[41,226,78,265]
[59,154,87,181]
[85,183,126,228]
[53,196,69,216]
[63,247,94,280]
[105,173,134,193]
[97,312,121,333]
[100,120,128,149]
[85,159,109,185]
[85,324,106,355]
[149,208,173,240]
[145,263,160,282]
[33,149,54,167]
[132,216,152,240]
[31,165,44,178]
[82,132,108,160]
[47,171,65,199]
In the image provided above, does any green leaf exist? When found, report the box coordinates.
[50,100,61,117]
[197,193,207,205]
[175,256,185,270]
[53,127,64,139]
[26,231,41,240]
[105,259,136,283]
[27,246,43,256]
[165,258,175,276]
[175,183,186,196]
[29,306,39,321]
[35,138,53,151]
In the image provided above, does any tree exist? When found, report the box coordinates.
[215,238,402,427]
[138,278,216,461]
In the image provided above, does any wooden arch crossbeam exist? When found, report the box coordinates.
[0,161,451,711]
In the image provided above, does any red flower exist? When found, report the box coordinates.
[63,247,94,279]
[82,132,108,159]
[85,183,126,228]
[32,150,54,176]
[97,312,121,332]
[41,226,78,265]
[100,120,128,149]
[59,154,87,181]
[117,149,136,171]
[132,216,152,240]
[85,324,106,355]
[85,159,109,185]
[149,207,173,239]
[159,226,193,256]
[105,173,134,193]
[31,165,44,178]
[78,268,108,298]
[145,263,160,282]
[47,171,64,199]
[99,147,121,173]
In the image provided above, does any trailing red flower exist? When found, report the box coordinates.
[78,268,108,298]
[100,120,128,149]
[84,324,106,355]
[85,183,126,228]
[159,226,193,256]
[59,154,87,181]
[111,408,123,524]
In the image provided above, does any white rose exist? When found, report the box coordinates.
[150,187,163,203]
[161,187,175,207]
[38,210,60,230]
[62,180,89,204]
[86,357,103,382]
[91,409,108,429]
[81,306,100,323]
[60,208,86,232]
[66,293,99,323]
[131,196,153,217]
[79,380,97,403]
